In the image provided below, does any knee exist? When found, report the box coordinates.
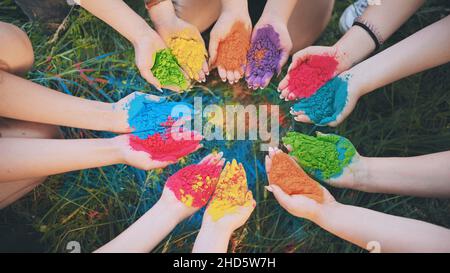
[0,22,34,75]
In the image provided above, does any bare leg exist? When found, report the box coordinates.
[288,0,335,53]
[0,22,61,208]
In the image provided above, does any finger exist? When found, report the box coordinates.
[264,155,272,174]
[287,92,297,101]
[247,74,256,88]
[140,69,162,91]
[198,69,206,83]
[259,72,273,89]
[284,144,293,152]
[278,74,290,91]
[164,85,182,93]
[145,94,164,102]
[294,115,312,123]
[270,184,294,209]
[277,50,290,76]
[218,66,227,82]
[202,60,209,76]
[253,76,262,89]
[280,89,289,99]
[233,70,241,83]
[199,154,214,165]
[151,160,173,169]
[226,70,235,85]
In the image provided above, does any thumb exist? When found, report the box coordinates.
[140,68,162,92]
[277,49,290,76]
[268,184,293,209]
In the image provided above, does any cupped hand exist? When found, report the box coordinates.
[278,46,352,101]
[133,32,166,90]
[208,9,252,84]
[111,91,164,133]
[246,16,292,90]
[156,15,209,83]
[202,197,256,234]
[290,72,362,127]
[111,134,178,170]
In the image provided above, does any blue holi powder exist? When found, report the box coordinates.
[292,76,349,126]
[127,93,193,139]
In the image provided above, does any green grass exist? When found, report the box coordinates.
[0,0,449,253]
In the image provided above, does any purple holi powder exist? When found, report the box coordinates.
[246,25,282,82]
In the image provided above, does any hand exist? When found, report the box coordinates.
[154,15,209,82]
[278,46,352,101]
[283,132,365,190]
[246,16,292,89]
[290,72,362,127]
[111,134,177,170]
[208,6,252,84]
[202,199,255,234]
[111,92,164,133]
[132,32,166,91]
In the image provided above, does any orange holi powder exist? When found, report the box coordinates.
[214,21,251,72]
[269,153,324,203]
[207,160,253,221]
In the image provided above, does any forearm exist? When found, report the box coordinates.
[261,0,298,23]
[314,203,450,253]
[0,71,122,132]
[192,226,232,253]
[356,152,450,197]
[78,0,155,44]
[335,0,425,67]
[352,16,450,95]
[0,138,123,182]
[147,0,176,28]
[95,200,182,253]
[221,0,249,14]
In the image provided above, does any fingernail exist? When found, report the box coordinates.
[265,186,273,192]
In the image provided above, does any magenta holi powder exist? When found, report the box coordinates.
[129,116,201,161]
[287,55,339,99]
[246,25,282,84]
[166,162,223,207]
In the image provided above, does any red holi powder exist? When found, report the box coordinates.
[287,55,338,99]
[166,163,223,207]
[129,116,201,162]
[129,132,201,162]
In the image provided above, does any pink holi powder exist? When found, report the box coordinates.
[287,55,338,99]
[166,163,223,207]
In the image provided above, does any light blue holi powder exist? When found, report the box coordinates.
[127,93,193,139]
[292,76,349,126]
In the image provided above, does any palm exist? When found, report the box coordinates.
[204,204,254,232]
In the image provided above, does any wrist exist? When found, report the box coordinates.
[221,0,248,15]
[334,26,376,69]
[260,0,297,24]
[148,0,177,28]
[313,201,342,226]
[102,137,127,165]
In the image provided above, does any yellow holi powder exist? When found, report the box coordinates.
[207,159,253,221]
[167,29,207,80]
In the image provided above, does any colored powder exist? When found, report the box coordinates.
[268,153,323,203]
[166,162,222,208]
[207,160,253,221]
[151,49,189,90]
[168,29,207,80]
[283,132,356,181]
[246,25,282,79]
[129,131,200,162]
[214,21,251,72]
[126,93,192,139]
[292,76,349,126]
[287,55,338,99]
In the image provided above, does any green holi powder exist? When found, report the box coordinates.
[151,49,188,90]
[282,132,356,180]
